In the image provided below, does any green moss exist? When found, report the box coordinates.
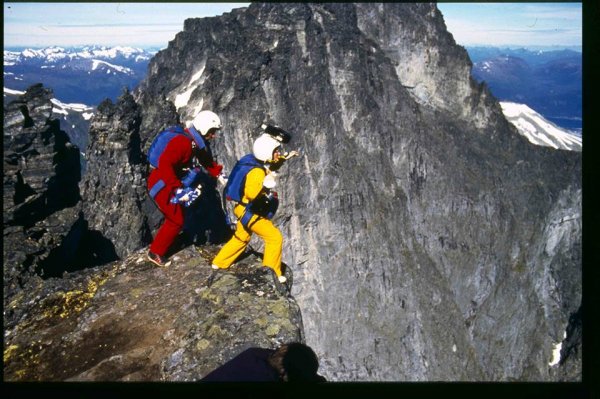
[270,301,289,317]
[206,325,224,338]
[196,339,211,351]
[266,324,280,336]
[200,290,221,304]
[3,344,19,363]
[255,317,269,328]
[513,258,527,273]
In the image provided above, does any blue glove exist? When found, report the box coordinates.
[170,186,202,207]
[181,167,201,188]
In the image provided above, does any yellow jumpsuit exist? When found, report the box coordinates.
[212,167,284,277]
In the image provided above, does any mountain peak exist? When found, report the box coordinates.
[4,3,581,383]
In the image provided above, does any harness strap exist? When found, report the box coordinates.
[148,179,166,199]
[239,203,263,232]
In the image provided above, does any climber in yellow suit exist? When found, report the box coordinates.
[212,133,298,283]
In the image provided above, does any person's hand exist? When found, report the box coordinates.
[181,167,201,188]
[283,150,300,159]
[217,173,228,186]
[206,162,223,178]
[263,173,277,189]
[170,186,202,206]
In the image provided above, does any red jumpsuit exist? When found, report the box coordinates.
[147,130,221,257]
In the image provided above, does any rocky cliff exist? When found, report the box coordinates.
[135,3,581,381]
[3,3,581,382]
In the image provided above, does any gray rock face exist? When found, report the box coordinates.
[3,84,83,304]
[134,3,581,381]
[78,90,155,258]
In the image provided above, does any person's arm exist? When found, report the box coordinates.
[244,168,267,202]
[196,147,223,178]
[269,151,300,172]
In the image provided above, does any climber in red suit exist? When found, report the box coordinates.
[146,110,225,267]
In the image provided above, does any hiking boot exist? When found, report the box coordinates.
[211,264,219,270]
[147,251,171,267]
[278,275,287,284]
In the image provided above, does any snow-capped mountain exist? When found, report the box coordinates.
[3,46,156,105]
[467,47,581,133]
[500,101,581,151]
[3,46,153,65]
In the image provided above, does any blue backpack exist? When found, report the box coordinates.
[147,126,206,199]
[147,125,206,168]
[224,154,264,204]
[223,153,281,228]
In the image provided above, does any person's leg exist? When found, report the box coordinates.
[149,189,184,257]
[212,220,252,268]
[250,218,283,277]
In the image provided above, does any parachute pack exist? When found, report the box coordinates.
[222,153,280,228]
[147,125,206,168]
[224,154,263,204]
[147,126,206,200]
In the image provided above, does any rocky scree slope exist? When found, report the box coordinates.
[134,3,580,381]
[4,245,301,381]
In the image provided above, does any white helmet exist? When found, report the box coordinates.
[253,133,281,162]
[188,110,222,136]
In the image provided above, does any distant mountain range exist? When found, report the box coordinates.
[4,46,156,105]
[3,45,582,160]
[467,47,582,134]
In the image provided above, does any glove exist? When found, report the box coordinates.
[181,167,201,188]
[217,173,228,186]
[170,186,202,207]
[205,161,223,178]
[263,172,277,189]
[283,150,300,159]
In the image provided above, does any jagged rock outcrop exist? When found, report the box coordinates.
[77,90,160,258]
[3,2,581,383]
[3,84,83,302]
[3,84,81,226]
[3,245,301,381]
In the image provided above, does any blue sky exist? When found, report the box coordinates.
[3,2,251,48]
[437,3,582,48]
[4,2,582,49]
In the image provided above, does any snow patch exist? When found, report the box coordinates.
[188,99,205,122]
[174,86,197,109]
[500,102,581,151]
[189,66,205,84]
[4,87,26,96]
[51,98,93,112]
[91,59,133,74]
[549,331,567,367]
[172,60,206,110]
